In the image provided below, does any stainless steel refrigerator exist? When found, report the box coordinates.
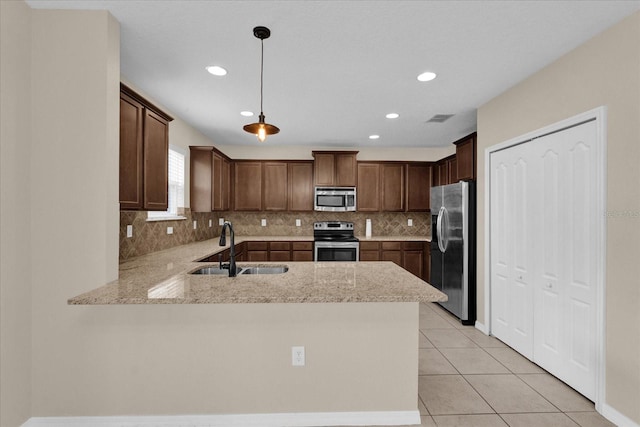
[430,181,476,325]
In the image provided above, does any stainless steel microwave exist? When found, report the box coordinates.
[314,187,357,212]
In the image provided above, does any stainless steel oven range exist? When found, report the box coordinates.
[313,221,359,262]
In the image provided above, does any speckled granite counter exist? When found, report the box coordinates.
[69,238,445,305]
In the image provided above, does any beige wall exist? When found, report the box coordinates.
[477,12,640,424]
[0,1,33,426]
[5,4,419,420]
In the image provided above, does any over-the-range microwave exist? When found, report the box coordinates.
[314,187,356,212]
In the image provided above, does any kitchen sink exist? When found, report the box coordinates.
[190,267,230,275]
[189,266,289,275]
[239,266,289,275]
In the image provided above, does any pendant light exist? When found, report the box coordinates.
[243,26,279,142]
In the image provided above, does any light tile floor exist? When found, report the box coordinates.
[411,302,616,427]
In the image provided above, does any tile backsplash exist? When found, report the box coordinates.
[120,210,430,261]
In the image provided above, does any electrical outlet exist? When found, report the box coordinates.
[167,226,173,235]
[296,219,301,227]
[193,220,197,230]
[126,225,133,238]
[219,218,224,226]
[208,219,212,228]
[291,346,305,367]
[408,219,413,226]
[261,219,267,227]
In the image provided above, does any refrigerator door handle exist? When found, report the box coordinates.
[437,206,449,253]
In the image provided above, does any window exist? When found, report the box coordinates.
[147,146,186,221]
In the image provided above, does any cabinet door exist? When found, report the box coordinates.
[406,163,432,211]
[381,241,402,266]
[189,147,213,212]
[234,162,263,211]
[455,134,476,181]
[357,163,380,211]
[263,162,288,211]
[222,158,231,210]
[424,243,431,282]
[381,163,404,211]
[119,94,144,209]
[448,157,458,184]
[313,153,335,186]
[335,153,357,186]
[212,153,225,211]
[403,242,424,279]
[143,109,169,210]
[438,160,449,186]
[288,162,314,211]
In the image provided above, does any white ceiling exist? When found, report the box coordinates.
[26,0,640,148]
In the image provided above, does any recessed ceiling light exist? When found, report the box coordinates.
[369,135,380,140]
[240,111,254,117]
[206,65,227,76]
[417,71,437,82]
[386,113,399,119]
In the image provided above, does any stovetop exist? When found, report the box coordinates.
[313,221,358,242]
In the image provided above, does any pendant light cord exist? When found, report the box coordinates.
[260,38,264,114]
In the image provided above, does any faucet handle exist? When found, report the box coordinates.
[218,253,223,269]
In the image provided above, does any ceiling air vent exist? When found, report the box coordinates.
[426,114,454,123]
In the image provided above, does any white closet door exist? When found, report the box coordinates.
[532,121,598,400]
[490,144,535,358]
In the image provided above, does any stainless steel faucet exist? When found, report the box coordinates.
[218,221,237,277]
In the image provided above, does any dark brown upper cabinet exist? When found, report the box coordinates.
[288,161,314,211]
[263,162,288,211]
[312,151,358,187]
[356,163,380,211]
[233,161,263,211]
[454,132,477,181]
[119,84,173,211]
[381,163,404,212]
[406,163,432,211]
[189,146,231,212]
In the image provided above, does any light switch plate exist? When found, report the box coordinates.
[167,226,173,235]
[193,220,197,230]
[296,219,301,227]
[408,219,413,226]
[126,225,133,238]
[208,219,212,228]
[261,219,267,227]
[219,218,224,226]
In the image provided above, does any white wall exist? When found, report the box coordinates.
[477,12,640,424]
[0,1,33,426]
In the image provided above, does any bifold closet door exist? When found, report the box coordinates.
[490,120,598,401]
[531,121,598,400]
[490,143,535,359]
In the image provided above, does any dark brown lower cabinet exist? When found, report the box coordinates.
[292,241,313,261]
[269,241,291,261]
[359,240,428,280]
[381,241,402,266]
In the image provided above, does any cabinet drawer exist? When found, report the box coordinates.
[292,251,313,261]
[269,251,291,261]
[404,241,424,251]
[360,241,380,251]
[292,241,313,251]
[381,241,402,250]
[246,241,268,251]
[269,241,290,251]
[360,251,380,261]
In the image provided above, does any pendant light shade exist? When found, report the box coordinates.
[243,26,279,142]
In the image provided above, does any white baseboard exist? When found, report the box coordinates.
[475,320,488,335]
[600,403,640,427]
[22,410,421,427]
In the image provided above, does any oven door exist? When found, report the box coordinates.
[314,241,359,262]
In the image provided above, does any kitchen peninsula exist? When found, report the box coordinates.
[68,238,446,425]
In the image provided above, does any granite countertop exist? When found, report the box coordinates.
[69,238,445,305]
